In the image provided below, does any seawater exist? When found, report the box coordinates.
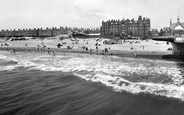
[0,51,184,115]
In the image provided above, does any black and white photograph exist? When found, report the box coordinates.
[0,0,184,115]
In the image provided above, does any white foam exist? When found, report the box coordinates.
[0,54,7,60]
[26,54,183,86]
[74,73,184,100]
[1,52,184,100]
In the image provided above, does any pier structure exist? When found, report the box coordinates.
[152,16,184,55]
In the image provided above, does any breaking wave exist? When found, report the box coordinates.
[0,52,184,100]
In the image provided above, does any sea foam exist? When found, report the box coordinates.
[74,72,184,100]
[1,52,184,100]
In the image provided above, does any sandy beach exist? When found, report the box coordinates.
[0,37,172,59]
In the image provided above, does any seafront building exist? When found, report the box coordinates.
[170,16,184,36]
[162,16,184,36]
[100,16,150,38]
[0,27,100,37]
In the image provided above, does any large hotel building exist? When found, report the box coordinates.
[100,16,150,38]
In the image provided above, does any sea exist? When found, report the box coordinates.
[0,50,184,115]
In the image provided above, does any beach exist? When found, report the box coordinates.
[0,37,172,60]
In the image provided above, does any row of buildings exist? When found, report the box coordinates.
[0,27,100,37]
[100,16,150,38]
[1,15,152,38]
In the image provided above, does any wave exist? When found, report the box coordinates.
[0,54,19,70]
[0,52,184,100]
[74,73,184,100]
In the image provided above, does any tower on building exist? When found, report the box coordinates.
[177,14,180,22]
[170,18,172,27]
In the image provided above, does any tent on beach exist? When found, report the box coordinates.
[103,38,119,45]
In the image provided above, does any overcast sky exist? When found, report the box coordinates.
[0,0,183,30]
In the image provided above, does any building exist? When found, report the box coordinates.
[100,16,150,38]
[0,26,100,37]
[38,28,53,37]
[150,29,159,36]
[100,19,127,37]
[152,16,184,55]
[170,16,184,37]
[162,16,184,36]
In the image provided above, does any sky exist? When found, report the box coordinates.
[0,0,184,30]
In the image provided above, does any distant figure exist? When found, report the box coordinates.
[105,48,108,53]
[10,50,13,53]
[134,53,137,58]
[10,49,15,54]
[86,47,88,51]
[57,43,62,48]
[167,42,169,45]
[53,51,56,56]
[4,43,9,46]
[36,45,40,50]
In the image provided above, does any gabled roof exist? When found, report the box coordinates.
[170,22,184,30]
[174,24,184,30]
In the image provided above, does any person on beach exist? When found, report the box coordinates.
[134,53,137,58]
[53,51,56,56]
[10,50,13,53]
[10,49,15,54]
[86,47,88,51]
[105,48,108,53]
[36,45,40,50]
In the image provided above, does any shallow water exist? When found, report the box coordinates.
[0,51,184,115]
